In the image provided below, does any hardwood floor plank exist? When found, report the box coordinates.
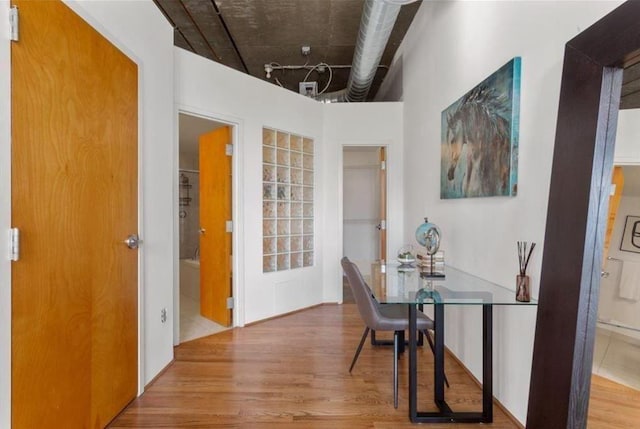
[109,303,638,428]
[587,374,640,428]
[111,304,520,428]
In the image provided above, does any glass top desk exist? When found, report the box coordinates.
[369,262,537,424]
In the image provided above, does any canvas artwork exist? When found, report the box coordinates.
[440,58,521,199]
[620,215,640,254]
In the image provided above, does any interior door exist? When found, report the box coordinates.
[379,147,387,263]
[11,1,138,427]
[199,127,232,326]
[604,166,624,260]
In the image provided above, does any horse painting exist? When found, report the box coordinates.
[440,58,520,199]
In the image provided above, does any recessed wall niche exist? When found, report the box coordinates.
[263,127,314,272]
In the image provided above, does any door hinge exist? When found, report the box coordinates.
[226,220,233,233]
[380,220,386,230]
[225,144,233,156]
[381,161,386,171]
[226,297,234,309]
[9,6,19,42]
[9,228,19,261]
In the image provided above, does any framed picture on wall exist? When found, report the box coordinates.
[620,215,640,254]
[440,57,521,199]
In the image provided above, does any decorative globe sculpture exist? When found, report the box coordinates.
[415,218,444,277]
[415,218,441,256]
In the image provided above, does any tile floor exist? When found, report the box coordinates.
[593,325,640,391]
[179,293,229,343]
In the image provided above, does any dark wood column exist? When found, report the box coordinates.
[527,2,640,428]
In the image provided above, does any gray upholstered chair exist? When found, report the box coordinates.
[341,256,444,408]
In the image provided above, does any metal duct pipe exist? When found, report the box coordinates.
[317,0,417,103]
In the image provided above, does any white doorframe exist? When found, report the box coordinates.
[0,3,13,427]
[173,106,245,346]
[337,140,391,303]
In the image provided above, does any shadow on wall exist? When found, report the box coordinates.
[376,55,403,102]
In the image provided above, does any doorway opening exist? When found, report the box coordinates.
[592,164,640,391]
[342,146,387,302]
[178,113,234,343]
[588,58,640,422]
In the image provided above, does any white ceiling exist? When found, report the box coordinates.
[179,113,226,158]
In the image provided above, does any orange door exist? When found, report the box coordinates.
[11,1,138,427]
[379,147,387,263]
[604,166,625,259]
[199,127,232,326]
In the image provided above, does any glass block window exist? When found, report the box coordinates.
[263,128,314,272]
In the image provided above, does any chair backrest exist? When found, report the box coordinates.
[341,257,382,330]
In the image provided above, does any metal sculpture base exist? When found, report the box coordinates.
[422,272,445,279]
[417,251,445,278]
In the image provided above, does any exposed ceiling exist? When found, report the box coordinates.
[155,1,639,108]
[153,0,422,101]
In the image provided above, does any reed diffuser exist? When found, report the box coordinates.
[516,241,535,302]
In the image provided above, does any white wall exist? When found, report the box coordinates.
[0,2,175,425]
[179,152,199,170]
[323,103,404,302]
[378,0,622,423]
[175,48,325,324]
[615,109,640,165]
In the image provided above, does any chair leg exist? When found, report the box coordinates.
[423,329,450,388]
[393,331,399,409]
[349,327,370,373]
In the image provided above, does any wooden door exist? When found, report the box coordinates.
[11,1,138,427]
[199,127,232,326]
[379,147,387,263]
[604,166,624,260]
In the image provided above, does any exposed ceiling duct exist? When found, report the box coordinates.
[317,0,418,103]
[153,0,422,101]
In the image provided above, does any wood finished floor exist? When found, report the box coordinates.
[110,304,639,428]
[588,374,640,428]
[110,304,517,428]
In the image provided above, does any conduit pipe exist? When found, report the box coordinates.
[316,0,418,103]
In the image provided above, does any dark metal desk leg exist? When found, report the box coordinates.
[409,304,417,421]
[417,304,424,346]
[483,304,493,422]
[434,303,445,404]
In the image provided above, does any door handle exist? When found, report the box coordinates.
[124,234,142,249]
[199,228,206,235]
[376,223,382,230]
